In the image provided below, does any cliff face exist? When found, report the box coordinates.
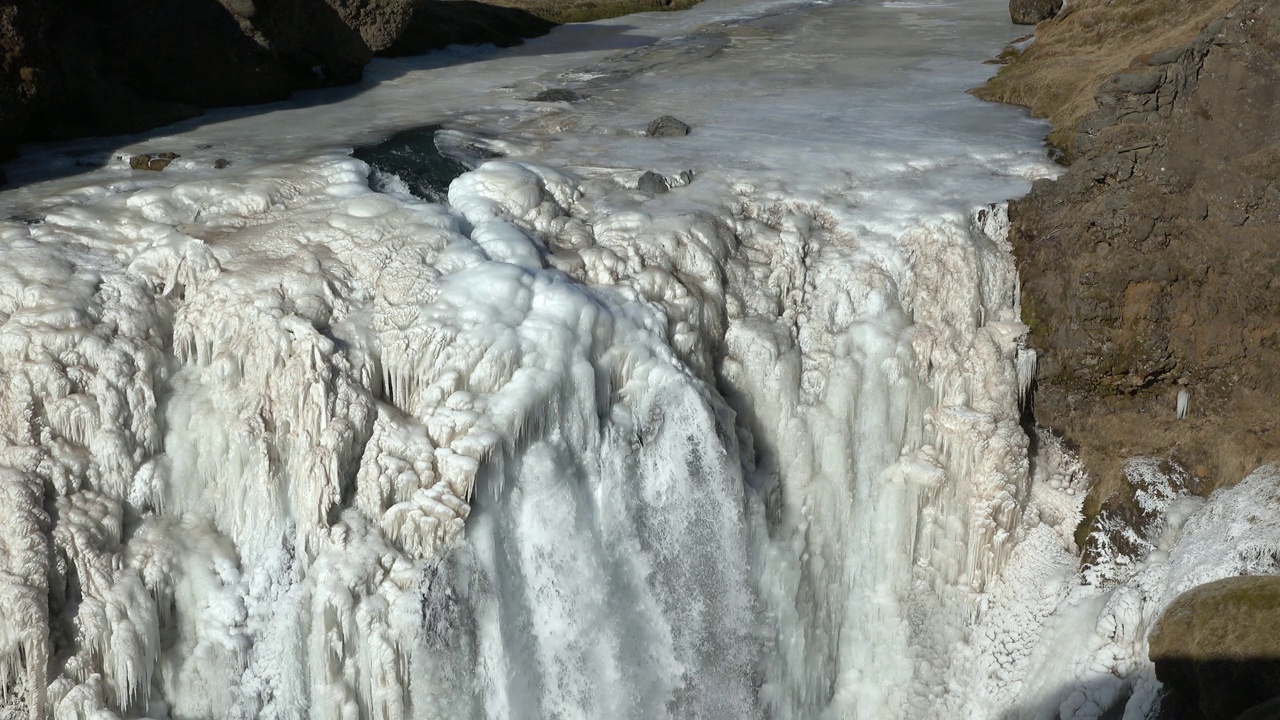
[992,6,1280,713]
[1001,0,1280,511]
[0,0,552,162]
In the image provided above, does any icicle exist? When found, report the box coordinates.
[1016,348,1037,409]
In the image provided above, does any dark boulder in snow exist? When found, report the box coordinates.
[646,115,691,137]
[637,171,669,194]
[529,88,584,103]
[129,152,179,172]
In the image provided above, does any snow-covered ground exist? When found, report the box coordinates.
[1,0,1274,718]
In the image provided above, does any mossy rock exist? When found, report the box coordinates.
[1149,576,1280,720]
[129,152,179,171]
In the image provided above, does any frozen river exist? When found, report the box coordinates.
[3,1,1205,718]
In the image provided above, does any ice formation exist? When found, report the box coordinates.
[0,140,1047,717]
[1,0,1271,718]
[987,462,1280,720]
[0,156,770,719]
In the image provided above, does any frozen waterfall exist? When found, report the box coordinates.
[0,0,1208,718]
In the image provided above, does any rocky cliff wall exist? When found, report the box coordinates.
[993,0,1280,520]
[0,0,553,164]
[989,5,1280,713]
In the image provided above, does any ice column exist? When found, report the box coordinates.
[725,204,1034,718]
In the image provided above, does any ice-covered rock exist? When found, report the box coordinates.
[992,464,1280,720]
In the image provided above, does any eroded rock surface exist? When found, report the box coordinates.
[1009,0,1061,26]
[646,115,691,137]
[1010,0,1280,496]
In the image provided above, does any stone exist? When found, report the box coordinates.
[1009,0,1062,25]
[222,0,256,19]
[1239,697,1280,720]
[214,158,231,169]
[528,88,584,103]
[1110,69,1164,95]
[646,115,691,137]
[130,152,179,171]
[0,0,556,160]
[1149,576,1280,720]
[637,171,668,194]
[1144,46,1190,66]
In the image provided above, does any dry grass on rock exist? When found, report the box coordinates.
[974,0,1237,157]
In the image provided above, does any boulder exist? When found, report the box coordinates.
[529,88,584,103]
[647,115,691,137]
[129,152,179,171]
[1010,0,1061,25]
[380,0,554,56]
[1149,576,1280,720]
[637,171,668,194]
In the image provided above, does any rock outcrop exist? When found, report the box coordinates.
[1149,576,1280,720]
[1006,0,1280,501]
[0,0,553,163]
[646,115,691,137]
[1009,0,1060,26]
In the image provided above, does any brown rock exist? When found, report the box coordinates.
[1007,0,1280,498]
[637,170,669,194]
[1010,0,1062,25]
[529,88,584,102]
[380,1,554,56]
[647,115,691,137]
[130,152,179,171]
[1149,576,1280,720]
[0,0,555,161]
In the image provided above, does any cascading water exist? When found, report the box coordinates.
[10,1,1267,720]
